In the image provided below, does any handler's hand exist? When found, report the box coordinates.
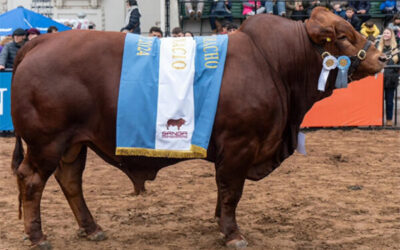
[0,65,5,71]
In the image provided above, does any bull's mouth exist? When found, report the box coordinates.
[350,59,386,81]
[350,68,383,81]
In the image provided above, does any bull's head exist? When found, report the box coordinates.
[305,7,386,80]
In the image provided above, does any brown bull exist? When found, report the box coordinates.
[11,8,385,249]
[166,118,185,130]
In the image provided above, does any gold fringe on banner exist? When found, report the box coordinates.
[115,144,207,158]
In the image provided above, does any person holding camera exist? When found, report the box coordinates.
[377,28,399,126]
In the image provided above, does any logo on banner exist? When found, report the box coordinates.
[162,118,187,138]
[0,88,7,116]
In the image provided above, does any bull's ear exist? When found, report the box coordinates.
[305,19,336,45]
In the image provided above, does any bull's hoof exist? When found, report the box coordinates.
[30,241,52,250]
[226,238,248,249]
[133,190,146,196]
[76,228,87,238]
[87,230,106,241]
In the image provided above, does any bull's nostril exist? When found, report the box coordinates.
[379,56,388,63]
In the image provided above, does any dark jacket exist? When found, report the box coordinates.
[0,41,24,69]
[122,6,141,34]
[349,1,370,12]
[382,45,399,88]
[344,15,362,31]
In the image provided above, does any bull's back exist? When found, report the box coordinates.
[11,31,126,149]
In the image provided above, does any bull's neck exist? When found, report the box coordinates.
[288,22,336,121]
[242,18,337,125]
[271,21,337,125]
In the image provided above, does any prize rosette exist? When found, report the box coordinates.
[318,55,338,91]
[335,56,351,89]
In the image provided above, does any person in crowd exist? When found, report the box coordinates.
[360,20,380,38]
[186,0,204,19]
[306,1,329,16]
[242,1,265,17]
[331,2,347,18]
[388,14,400,43]
[219,21,230,34]
[121,0,141,34]
[0,36,12,54]
[286,1,308,21]
[149,26,163,38]
[344,7,361,31]
[265,0,286,16]
[377,28,399,126]
[0,28,26,70]
[330,1,348,7]
[172,27,184,37]
[47,26,58,33]
[209,0,232,34]
[26,28,41,41]
[184,31,194,37]
[348,0,370,22]
[88,23,96,30]
[227,23,238,33]
[380,1,397,27]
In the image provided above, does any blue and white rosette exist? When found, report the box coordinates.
[335,56,351,89]
[318,55,338,92]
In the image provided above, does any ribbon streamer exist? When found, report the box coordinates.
[318,55,338,91]
[335,56,351,89]
[296,132,306,155]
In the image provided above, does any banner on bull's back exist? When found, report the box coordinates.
[116,34,228,158]
[0,72,13,131]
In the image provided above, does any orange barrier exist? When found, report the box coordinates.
[301,74,383,127]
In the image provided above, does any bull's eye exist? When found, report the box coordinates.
[337,36,346,40]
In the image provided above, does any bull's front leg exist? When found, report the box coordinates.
[215,161,248,248]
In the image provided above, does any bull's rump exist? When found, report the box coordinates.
[11,31,125,145]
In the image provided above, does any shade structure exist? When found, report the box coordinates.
[0,6,71,36]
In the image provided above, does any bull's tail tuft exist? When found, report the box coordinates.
[11,134,24,219]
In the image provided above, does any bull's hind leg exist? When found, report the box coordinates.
[16,148,58,249]
[54,145,105,241]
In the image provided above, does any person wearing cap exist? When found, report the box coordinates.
[121,0,141,34]
[47,26,58,33]
[0,28,26,70]
[26,28,41,41]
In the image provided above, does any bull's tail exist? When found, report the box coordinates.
[11,134,24,219]
[11,134,24,173]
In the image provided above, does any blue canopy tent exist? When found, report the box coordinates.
[0,6,71,36]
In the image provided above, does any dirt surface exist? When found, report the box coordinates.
[0,129,399,250]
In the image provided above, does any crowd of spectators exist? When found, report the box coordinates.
[0,26,58,70]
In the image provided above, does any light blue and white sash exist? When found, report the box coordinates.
[116,34,228,158]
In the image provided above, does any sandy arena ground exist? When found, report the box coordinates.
[0,129,399,249]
